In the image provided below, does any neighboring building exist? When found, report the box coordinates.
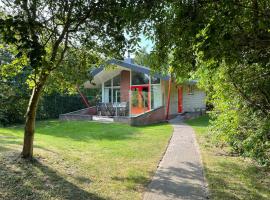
[78,57,206,125]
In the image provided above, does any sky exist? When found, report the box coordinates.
[124,33,154,58]
[140,34,154,53]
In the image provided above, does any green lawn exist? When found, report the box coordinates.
[186,116,270,200]
[0,120,173,200]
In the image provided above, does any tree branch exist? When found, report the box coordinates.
[50,1,74,62]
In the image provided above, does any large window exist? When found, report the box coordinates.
[132,71,149,85]
[130,86,149,115]
[151,76,160,84]
[104,87,111,103]
[113,74,120,86]
[103,74,121,103]
[151,85,162,109]
[104,79,111,87]
[151,76,162,109]
[113,88,120,103]
[130,71,150,115]
[130,71,163,115]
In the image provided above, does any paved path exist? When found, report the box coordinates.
[143,116,208,200]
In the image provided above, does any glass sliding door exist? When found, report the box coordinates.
[113,88,120,103]
[130,85,150,115]
[130,71,151,115]
[103,74,121,104]
[151,84,162,109]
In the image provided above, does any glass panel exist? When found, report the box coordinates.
[151,85,162,109]
[187,85,195,95]
[151,76,160,84]
[130,86,149,115]
[132,71,149,85]
[104,79,111,87]
[113,74,120,86]
[104,88,111,103]
[113,88,120,103]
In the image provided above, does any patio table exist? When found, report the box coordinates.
[113,102,127,116]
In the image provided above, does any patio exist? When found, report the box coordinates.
[96,102,129,117]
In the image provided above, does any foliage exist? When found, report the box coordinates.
[0,0,159,87]
[0,0,158,157]
[0,51,30,125]
[0,48,97,126]
[149,1,270,165]
[205,65,270,165]
[134,47,171,78]
[187,116,270,200]
[36,94,84,120]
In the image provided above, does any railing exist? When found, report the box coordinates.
[96,102,129,117]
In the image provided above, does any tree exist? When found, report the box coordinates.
[149,0,270,165]
[0,0,157,159]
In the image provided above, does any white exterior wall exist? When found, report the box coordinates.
[162,81,179,115]
[182,85,206,112]
[169,83,179,114]
[162,81,206,114]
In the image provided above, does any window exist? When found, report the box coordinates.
[151,85,162,109]
[113,88,120,103]
[104,79,111,87]
[132,71,149,85]
[187,85,195,95]
[130,86,149,115]
[151,76,160,84]
[113,74,120,86]
[103,74,121,103]
[104,88,111,103]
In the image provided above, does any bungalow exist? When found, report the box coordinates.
[79,57,206,125]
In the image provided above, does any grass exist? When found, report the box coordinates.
[0,120,173,200]
[186,116,270,200]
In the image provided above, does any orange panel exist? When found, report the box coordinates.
[178,86,183,113]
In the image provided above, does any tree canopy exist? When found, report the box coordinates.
[0,0,158,159]
[148,0,270,166]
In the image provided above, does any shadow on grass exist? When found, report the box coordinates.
[0,145,15,152]
[144,162,207,200]
[0,151,108,200]
[205,160,270,200]
[112,174,150,191]
[0,139,21,145]
[185,115,210,128]
[1,120,170,143]
[35,121,141,142]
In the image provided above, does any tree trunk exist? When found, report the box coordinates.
[21,84,44,159]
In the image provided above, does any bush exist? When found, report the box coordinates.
[37,94,86,120]
[195,61,270,167]
[0,93,89,126]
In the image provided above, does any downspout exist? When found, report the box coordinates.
[76,85,90,108]
[165,78,172,120]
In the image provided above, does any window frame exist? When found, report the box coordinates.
[103,74,121,103]
[187,84,195,95]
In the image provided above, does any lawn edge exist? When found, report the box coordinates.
[142,123,174,198]
[186,120,210,199]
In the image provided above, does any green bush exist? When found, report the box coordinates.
[199,63,270,167]
[0,93,95,126]
[37,94,86,120]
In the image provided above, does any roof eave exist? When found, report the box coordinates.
[90,59,170,80]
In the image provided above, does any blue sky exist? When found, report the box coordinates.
[124,33,154,58]
[140,34,154,52]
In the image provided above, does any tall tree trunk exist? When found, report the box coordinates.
[21,83,44,159]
